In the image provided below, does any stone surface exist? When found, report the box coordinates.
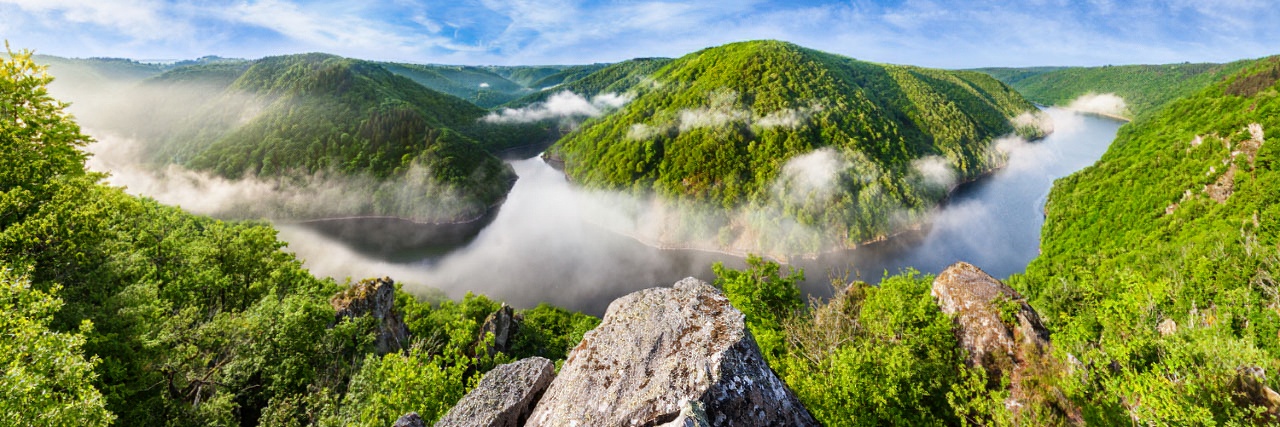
[526,277,818,427]
[932,262,1050,378]
[392,412,426,427]
[434,357,556,427]
[331,277,410,355]
[1233,366,1280,421]
[932,262,1081,424]
[479,304,518,356]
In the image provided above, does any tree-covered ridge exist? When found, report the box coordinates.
[1,48,598,426]
[977,61,1252,119]
[99,53,554,222]
[380,62,531,108]
[551,40,1041,254]
[502,58,673,108]
[523,63,609,90]
[489,65,569,88]
[1009,56,1280,423]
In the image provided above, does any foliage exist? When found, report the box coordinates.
[551,40,1040,253]
[329,344,473,427]
[1008,56,1280,423]
[0,268,113,427]
[712,255,804,360]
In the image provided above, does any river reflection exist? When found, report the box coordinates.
[278,108,1122,316]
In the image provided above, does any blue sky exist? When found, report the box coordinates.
[1,0,1276,68]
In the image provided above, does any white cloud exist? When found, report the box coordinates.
[911,155,957,189]
[0,0,181,40]
[481,90,632,123]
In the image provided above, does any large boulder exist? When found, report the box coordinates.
[434,357,556,427]
[932,262,1079,423]
[932,262,1050,378]
[392,412,426,427]
[526,277,817,427]
[331,277,410,354]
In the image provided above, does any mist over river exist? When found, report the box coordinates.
[276,108,1123,316]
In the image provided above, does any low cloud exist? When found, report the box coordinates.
[482,91,632,124]
[85,132,486,223]
[779,147,849,198]
[629,90,824,140]
[911,155,957,189]
[1066,92,1127,118]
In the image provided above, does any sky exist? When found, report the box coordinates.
[1,0,1277,68]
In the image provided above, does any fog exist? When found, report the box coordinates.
[43,59,1121,313]
[482,91,632,124]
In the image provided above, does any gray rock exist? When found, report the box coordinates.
[393,412,425,427]
[931,262,1049,378]
[526,277,818,427]
[434,357,555,427]
[332,277,410,355]
[479,304,518,357]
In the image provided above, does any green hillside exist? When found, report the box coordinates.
[1007,57,1280,423]
[551,40,1042,254]
[978,62,1251,118]
[106,53,554,222]
[524,63,609,90]
[490,65,568,87]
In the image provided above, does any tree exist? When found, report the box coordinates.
[0,267,113,426]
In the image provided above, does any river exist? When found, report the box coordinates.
[276,108,1123,316]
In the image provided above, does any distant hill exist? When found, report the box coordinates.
[381,63,532,108]
[502,58,673,108]
[976,61,1252,118]
[550,40,1042,255]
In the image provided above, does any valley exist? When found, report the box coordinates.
[5,9,1280,423]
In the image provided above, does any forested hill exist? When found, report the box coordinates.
[550,40,1042,254]
[977,61,1251,118]
[1007,56,1280,422]
[79,53,551,222]
[502,58,673,108]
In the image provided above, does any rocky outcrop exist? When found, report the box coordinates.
[332,277,410,354]
[933,262,1080,424]
[1233,366,1280,421]
[932,262,1050,377]
[526,277,817,427]
[393,412,426,427]
[479,304,518,357]
[434,357,555,427]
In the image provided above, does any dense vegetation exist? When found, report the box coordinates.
[1000,56,1280,423]
[551,40,1042,255]
[978,62,1251,119]
[1,48,596,427]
